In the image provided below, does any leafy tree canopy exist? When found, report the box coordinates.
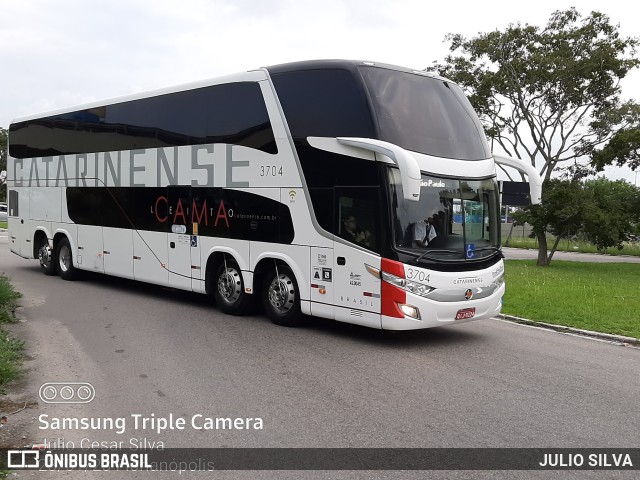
[582,177,640,249]
[430,8,639,180]
[514,178,640,265]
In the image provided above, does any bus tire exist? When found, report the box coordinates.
[213,260,252,315]
[38,237,57,276]
[262,265,302,327]
[56,237,77,281]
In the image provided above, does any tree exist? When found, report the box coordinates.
[513,179,590,266]
[430,8,639,181]
[589,106,640,171]
[430,8,639,265]
[582,178,640,250]
[514,178,640,265]
[0,127,7,202]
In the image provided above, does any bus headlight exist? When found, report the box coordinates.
[381,271,434,297]
[399,303,421,319]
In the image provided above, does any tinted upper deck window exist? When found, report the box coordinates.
[359,67,490,160]
[9,82,276,158]
[270,69,375,140]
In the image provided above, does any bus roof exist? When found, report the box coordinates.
[10,70,268,125]
[10,60,449,125]
[265,59,447,80]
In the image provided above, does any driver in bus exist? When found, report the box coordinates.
[341,215,372,248]
[413,216,437,247]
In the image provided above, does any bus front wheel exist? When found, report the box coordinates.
[262,265,302,327]
[57,237,77,281]
[213,261,252,315]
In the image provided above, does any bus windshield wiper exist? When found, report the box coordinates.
[472,247,504,258]
[414,249,462,263]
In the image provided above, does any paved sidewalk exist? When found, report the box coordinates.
[502,246,640,263]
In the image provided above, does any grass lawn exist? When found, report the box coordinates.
[503,260,640,339]
[0,221,7,229]
[0,275,22,391]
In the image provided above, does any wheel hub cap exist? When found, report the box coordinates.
[39,246,50,267]
[218,269,241,303]
[268,275,294,311]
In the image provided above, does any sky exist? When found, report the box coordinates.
[1,0,638,184]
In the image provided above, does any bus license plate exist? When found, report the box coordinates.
[455,308,476,320]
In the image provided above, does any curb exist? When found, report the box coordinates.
[497,314,640,348]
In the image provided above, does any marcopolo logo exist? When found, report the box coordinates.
[39,382,95,404]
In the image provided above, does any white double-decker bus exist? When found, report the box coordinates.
[6,60,541,329]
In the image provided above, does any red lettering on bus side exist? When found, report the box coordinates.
[214,201,229,227]
[173,198,187,224]
[192,199,208,226]
[155,196,168,223]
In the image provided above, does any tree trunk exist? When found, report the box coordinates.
[536,231,549,266]
[547,236,562,265]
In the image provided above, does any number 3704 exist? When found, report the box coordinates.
[260,165,283,176]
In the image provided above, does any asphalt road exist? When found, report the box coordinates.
[1,238,639,479]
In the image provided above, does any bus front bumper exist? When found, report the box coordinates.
[381,283,505,330]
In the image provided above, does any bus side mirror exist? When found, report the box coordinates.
[493,155,543,205]
[337,138,421,202]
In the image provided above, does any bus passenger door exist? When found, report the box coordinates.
[167,186,194,291]
[333,191,382,329]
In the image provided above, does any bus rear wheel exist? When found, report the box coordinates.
[262,265,302,327]
[213,261,252,315]
[57,237,77,281]
[38,237,57,276]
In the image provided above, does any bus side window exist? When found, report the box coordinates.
[8,190,18,217]
[336,190,379,252]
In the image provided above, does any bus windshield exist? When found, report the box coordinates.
[359,66,491,161]
[388,169,500,260]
